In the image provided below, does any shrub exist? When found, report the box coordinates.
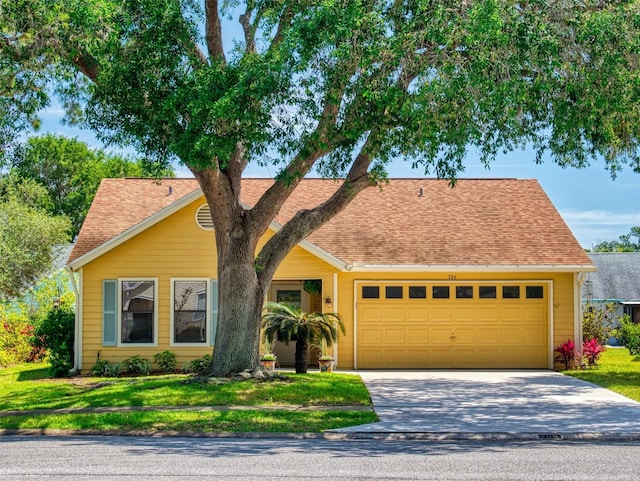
[613,315,640,355]
[153,350,177,373]
[0,311,36,366]
[554,339,577,370]
[121,355,151,375]
[188,354,212,375]
[582,302,616,345]
[36,306,75,377]
[582,338,605,366]
[90,359,121,377]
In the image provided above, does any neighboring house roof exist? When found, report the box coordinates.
[67,177,593,271]
[584,252,640,302]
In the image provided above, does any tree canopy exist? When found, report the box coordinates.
[0,179,70,299]
[592,226,640,252]
[2,134,174,237]
[2,1,639,375]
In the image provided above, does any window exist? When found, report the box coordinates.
[121,280,156,344]
[456,286,473,299]
[385,286,403,299]
[173,280,208,344]
[479,286,497,298]
[432,286,450,299]
[526,286,544,299]
[409,286,427,299]
[503,286,520,299]
[362,286,380,299]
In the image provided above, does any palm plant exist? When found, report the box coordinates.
[261,301,346,374]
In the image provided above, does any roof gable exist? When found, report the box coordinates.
[68,177,593,270]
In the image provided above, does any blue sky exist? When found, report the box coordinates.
[37,109,640,251]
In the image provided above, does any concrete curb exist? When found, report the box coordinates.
[3,428,640,442]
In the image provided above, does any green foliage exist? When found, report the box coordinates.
[582,302,616,345]
[0,309,39,366]
[187,354,212,375]
[153,350,177,373]
[0,190,71,299]
[592,226,640,252]
[261,302,345,374]
[35,306,75,377]
[3,1,640,376]
[613,315,640,355]
[4,134,174,237]
[121,355,152,375]
[90,359,121,377]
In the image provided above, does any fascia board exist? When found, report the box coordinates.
[344,264,597,273]
[68,188,204,270]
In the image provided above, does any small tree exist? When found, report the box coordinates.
[582,302,616,345]
[261,302,345,374]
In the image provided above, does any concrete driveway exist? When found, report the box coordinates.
[335,370,640,439]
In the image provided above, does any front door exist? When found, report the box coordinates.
[268,282,311,367]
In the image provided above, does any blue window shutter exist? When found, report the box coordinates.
[103,280,118,346]
[210,280,218,346]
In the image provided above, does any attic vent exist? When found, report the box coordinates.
[196,204,214,230]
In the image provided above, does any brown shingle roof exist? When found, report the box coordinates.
[68,177,593,268]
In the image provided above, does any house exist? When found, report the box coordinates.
[66,177,594,371]
[583,252,640,331]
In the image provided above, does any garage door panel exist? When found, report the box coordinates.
[406,328,428,343]
[384,349,407,367]
[384,306,406,322]
[384,328,405,344]
[430,306,452,321]
[357,282,549,369]
[454,306,475,322]
[407,349,429,365]
[476,328,500,344]
[452,328,475,343]
[361,306,382,321]
[477,307,499,322]
[407,306,429,323]
[430,328,453,344]
[360,328,382,345]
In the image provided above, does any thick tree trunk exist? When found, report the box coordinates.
[210,249,265,377]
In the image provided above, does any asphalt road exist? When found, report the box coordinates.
[2,435,640,480]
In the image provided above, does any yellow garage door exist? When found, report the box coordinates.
[356,282,549,369]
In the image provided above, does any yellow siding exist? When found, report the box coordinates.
[79,197,340,371]
[79,195,579,371]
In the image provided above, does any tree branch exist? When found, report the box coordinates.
[205,0,225,62]
[255,147,376,284]
[239,8,257,55]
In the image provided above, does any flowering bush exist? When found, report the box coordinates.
[582,338,605,366]
[554,339,577,370]
[0,311,44,366]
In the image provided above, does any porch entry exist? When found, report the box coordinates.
[267,280,323,367]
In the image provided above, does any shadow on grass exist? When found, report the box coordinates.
[16,367,53,382]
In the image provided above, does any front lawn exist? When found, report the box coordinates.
[0,363,376,433]
[565,347,640,402]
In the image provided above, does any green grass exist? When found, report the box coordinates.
[0,363,376,432]
[0,410,376,433]
[565,347,640,401]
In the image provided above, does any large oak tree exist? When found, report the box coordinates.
[2,1,639,375]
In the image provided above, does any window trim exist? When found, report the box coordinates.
[170,278,211,347]
[118,278,158,347]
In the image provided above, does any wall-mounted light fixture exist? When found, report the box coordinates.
[325,297,332,305]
